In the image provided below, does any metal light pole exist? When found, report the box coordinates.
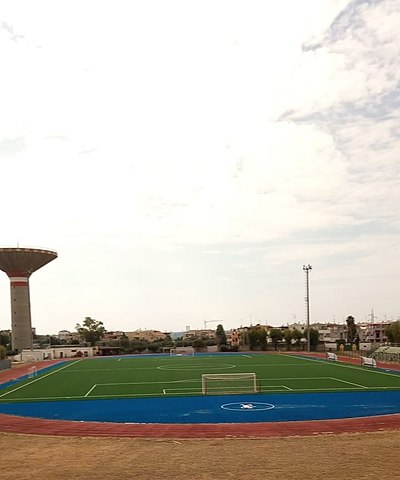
[303,264,312,352]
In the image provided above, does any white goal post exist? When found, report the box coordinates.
[202,373,259,395]
[28,366,37,378]
[169,347,195,357]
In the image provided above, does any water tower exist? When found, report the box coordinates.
[0,247,57,353]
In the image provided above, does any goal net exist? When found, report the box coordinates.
[28,366,37,378]
[202,373,259,395]
[169,347,195,357]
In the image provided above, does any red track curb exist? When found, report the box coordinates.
[1,412,400,438]
[1,355,400,438]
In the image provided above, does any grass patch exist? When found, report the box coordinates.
[1,353,400,402]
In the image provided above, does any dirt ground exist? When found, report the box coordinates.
[1,430,399,480]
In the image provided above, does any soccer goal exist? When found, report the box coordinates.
[169,347,195,357]
[202,373,260,395]
[28,366,37,378]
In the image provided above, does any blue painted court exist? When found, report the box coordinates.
[1,353,400,424]
[1,390,400,424]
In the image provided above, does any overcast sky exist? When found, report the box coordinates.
[1,0,399,335]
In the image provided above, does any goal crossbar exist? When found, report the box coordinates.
[202,373,259,395]
[169,347,195,356]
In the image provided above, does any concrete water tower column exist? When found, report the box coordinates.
[0,247,57,353]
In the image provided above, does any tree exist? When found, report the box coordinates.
[0,332,10,348]
[147,342,161,353]
[192,338,206,349]
[291,329,303,349]
[76,316,106,346]
[385,321,400,344]
[346,316,358,343]
[304,327,320,351]
[130,340,148,353]
[282,329,293,351]
[0,345,6,360]
[247,327,267,350]
[215,324,227,347]
[269,328,283,350]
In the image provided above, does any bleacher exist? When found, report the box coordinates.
[370,346,400,363]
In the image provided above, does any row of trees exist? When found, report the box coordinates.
[4,315,400,355]
[72,317,400,350]
[385,321,400,343]
[242,326,320,351]
[73,318,231,353]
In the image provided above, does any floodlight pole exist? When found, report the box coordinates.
[303,264,312,352]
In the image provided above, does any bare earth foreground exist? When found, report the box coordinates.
[1,430,400,480]
[2,356,400,479]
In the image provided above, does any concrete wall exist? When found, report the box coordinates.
[0,359,11,371]
[20,347,95,361]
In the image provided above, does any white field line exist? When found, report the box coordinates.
[261,385,293,391]
[95,379,200,386]
[0,359,83,399]
[85,384,98,397]
[242,355,252,358]
[88,391,200,398]
[336,362,400,380]
[329,376,368,389]
[59,362,312,373]
[4,384,400,402]
[162,387,201,393]
[0,395,89,402]
[294,387,374,392]
[263,376,334,381]
[291,354,400,380]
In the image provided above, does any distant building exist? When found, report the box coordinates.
[357,322,390,344]
[182,329,215,340]
[312,323,346,343]
[125,330,168,342]
[18,346,96,361]
[227,329,240,346]
[102,331,126,341]
[57,330,81,343]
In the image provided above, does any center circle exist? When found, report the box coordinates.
[157,363,236,371]
[221,402,275,412]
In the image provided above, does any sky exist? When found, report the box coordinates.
[1,0,400,335]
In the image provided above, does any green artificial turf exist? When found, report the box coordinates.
[1,353,400,403]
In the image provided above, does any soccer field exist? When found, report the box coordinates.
[1,353,400,403]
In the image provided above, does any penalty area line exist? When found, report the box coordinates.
[85,384,98,397]
[329,377,368,389]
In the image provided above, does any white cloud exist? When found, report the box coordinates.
[1,0,400,333]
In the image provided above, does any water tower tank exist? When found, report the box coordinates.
[0,247,57,353]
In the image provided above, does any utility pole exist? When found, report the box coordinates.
[303,264,312,352]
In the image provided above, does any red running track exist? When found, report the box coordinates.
[1,355,400,438]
